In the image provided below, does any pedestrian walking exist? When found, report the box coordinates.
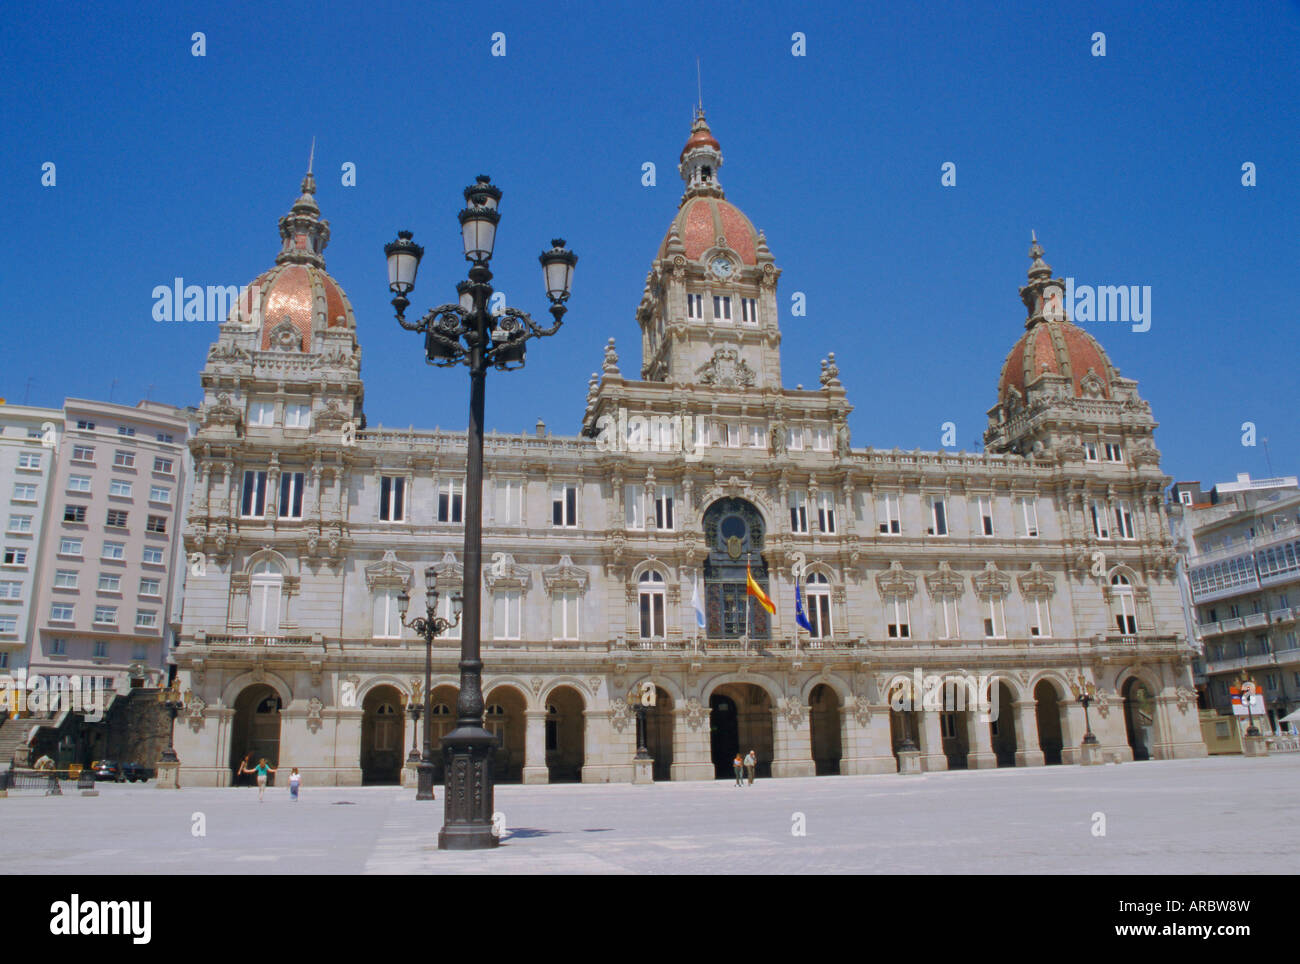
[288,767,301,801]
[732,753,744,787]
[239,758,276,801]
[744,749,756,785]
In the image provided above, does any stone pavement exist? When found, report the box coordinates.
[2,754,1296,874]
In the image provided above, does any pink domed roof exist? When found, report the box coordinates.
[998,318,1116,401]
[658,196,759,265]
[225,263,357,352]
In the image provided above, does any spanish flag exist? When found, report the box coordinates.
[746,559,775,615]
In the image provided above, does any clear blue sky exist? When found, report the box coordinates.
[3,0,1296,488]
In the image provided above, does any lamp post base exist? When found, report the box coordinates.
[1078,741,1105,766]
[438,726,499,850]
[416,761,436,801]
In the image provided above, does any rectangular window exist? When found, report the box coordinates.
[98,574,121,592]
[493,590,522,639]
[741,297,758,324]
[1179,490,1193,506]
[655,486,675,530]
[149,486,171,504]
[284,403,311,428]
[50,637,67,654]
[812,427,832,452]
[1090,500,1110,539]
[142,547,164,565]
[552,484,577,527]
[64,505,87,523]
[886,596,910,639]
[156,433,174,444]
[686,293,703,320]
[109,479,132,498]
[17,451,42,469]
[807,590,832,639]
[248,401,276,426]
[437,479,463,523]
[113,450,136,468]
[624,485,645,530]
[937,597,960,639]
[724,422,740,448]
[495,479,522,525]
[878,493,901,535]
[72,445,94,462]
[1029,598,1052,637]
[50,604,74,622]
[553,591,580,641]
[153,457,174,474]
[0,618,14,636]
[983,598,1006,638]
[102,541,125,561]
[978,496,995,536]
[0,580,22,600]
[76,419,95,430]
[4,548,28,565]
[379,476,406,522]
[786,427,805,450]
[68,475,92,493]
[59,538,82,556]
[117,425,135,437]
[789,490,809,534]
[1113,501,1135,540]
[139,577,160,596]
[93,640,108,658]
[242,471,268,517]
[712,295,732,322]
[8,515,33,533]
[106,510,128,528]
[131,644,148,661]
[436,593,461,640]
[93,606,117,625]
[12,483,37,501]
[1019,497,1040,538]
[146,515,167,534]
[372,590,403,639]
[746,424,764,448]
[817,492,836,534]
[278,472,304,519]
[929,497,948,536]
[1083,442,1099,461]
[639,588,665,639]
[1104,442,1124,462]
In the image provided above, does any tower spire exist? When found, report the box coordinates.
[276,156,330,268]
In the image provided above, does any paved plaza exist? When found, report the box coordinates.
[3,755,1297,875]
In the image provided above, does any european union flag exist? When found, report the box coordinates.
[794,580,813,632]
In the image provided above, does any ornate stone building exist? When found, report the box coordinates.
[171,112,1206,786]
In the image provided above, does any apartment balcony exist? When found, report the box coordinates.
[1198,607,1300,638]
[1244,611,1270,629]
[194,632,324,653]
[1204,648,1300,675]
[1188,519,1300,568]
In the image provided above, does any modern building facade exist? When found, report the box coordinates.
[169,112,1206,787]
[1171,473,1300,733]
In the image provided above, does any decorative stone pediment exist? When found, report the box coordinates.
[433,551,463,585]
[1079,368,1107,399]
[313,398,351,431]
[207,342,250,365]
[1017,562,1056,599]
[268,317,303,351]
[875,561,917,600]
[306,696,324,733]
[202,392,242,429]
[542,555,589,594]
[971,561,1012,600]
[1131,438,1162,466]
[696,346,755,388]
[484,552,530,593]
[924,561,964,599]
[365,550,412,591]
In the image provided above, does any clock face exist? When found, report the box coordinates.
[711,257,733,279]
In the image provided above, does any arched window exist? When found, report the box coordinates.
[702,498,770,640]
[374,702,399,750]
[638,570,665,639]
[430,702,453,741]
[805,572,832,639]
[249,559,283,635]
[1111,573,1137,634]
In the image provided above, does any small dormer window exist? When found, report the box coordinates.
[701,166,712,181]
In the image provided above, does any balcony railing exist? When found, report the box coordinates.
[203,634,319,648]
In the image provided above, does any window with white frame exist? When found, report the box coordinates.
[495,479,522,525]
[1113,500,1135,540]
[638,571,665,638]
[624,485,646,530]
[805,572,832,638]
[552,591,580,640]
[1028,598,1052,637]
[249,560,283,635]
[135,611,158,629]
[977,496,995,536]
[936,596,960,639]
[12,483,36,502]
[54,570,78,588]
[97,574,121,592]
[493,590,522,639]
[741,297,758,324]
[149,485,171,504]
[0,581,21,600]
[153,456,173,474]
[687,293,703,319]
[812,427,832,452]
[59,538,82,556]
[139,577,160,596]
[982,597,1006,638]
[248,401,276,426]
[102,541,125,561]
[817,491,836,534]
[1111,574,1137,634]
[436,591,461,640]
[105,510,127,528]
[3,547,28,565]
[928,497,948,536]
[436,479,463,523]
[1083,441,1099,461]
[146,515,166,534]
[50,604,74,622]
[75,419,95,430]
[746,423,764,448]
[242,471,268,517]
[278,472,304,519]
[94,606,117,625]
[786,426,805,451]
[1179,490,1193,506]
[878,493,901,535]
[655,486,675,530]
[712,295,732,322]
[1090,499,1110,539]
[372,589,403,639]
[885,595,911,638]
[93,640,108,658]
[68,475,92,493]
[109,480,132,498]
[50,637,67,654]
[552,484,577,527]
[142,546,163,565]
[1018,497,1040,537]
[17,452,42,470]
[8,515,32,533]
[117,425,135,437]
[284,403,311,428]
[0,620,14,638]
[788,490,809,534]
[156,433,174,444]
[379,476,406,522]
[64,505,87,523]
[72,445,94,462]
[113,450,135,469]
[1104,442,1123,462]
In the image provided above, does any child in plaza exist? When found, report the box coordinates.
[289,767,301,801]
[238,758,276,801]
[732,753,744,786]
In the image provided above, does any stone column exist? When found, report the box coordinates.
[919,710,949,771]
[1059,701,1081,765]
[1013,699,1045,767]
[771,703,815,778]
[582,708,634,783]
[328,706,364,787]
[839,702,897,775]
[174,703,231,787]
[966,708,997,769]
[522,709,548,784]
[670,701,714,781]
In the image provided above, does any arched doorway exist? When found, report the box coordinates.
[1123,677,1155,761]
[702,499,771,641]
[645,686,674,781]
[361,685,405,785]
[230,685,281,785]
[809,684,842,775]
[484,685,526,783]
[1034,680,1065,765]
[427,685,458,784]
[545,685,585,783]
[991,681,1018,766]
[941,680,971,769]
[709,683,773,778]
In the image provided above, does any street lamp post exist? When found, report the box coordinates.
[1069,675,1100,745]
[406,697,423,765]
[1238,672,1261,737]
[398,567,462,802]
[386,176,576,850]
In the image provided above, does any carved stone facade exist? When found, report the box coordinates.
[169,117,1205,788]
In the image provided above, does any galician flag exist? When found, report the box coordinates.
[691,574,706,629]
[746,559,776,615]
[794,579,813,632]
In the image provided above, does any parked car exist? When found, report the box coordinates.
[92,760,121,782]
[120,762,152,783]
